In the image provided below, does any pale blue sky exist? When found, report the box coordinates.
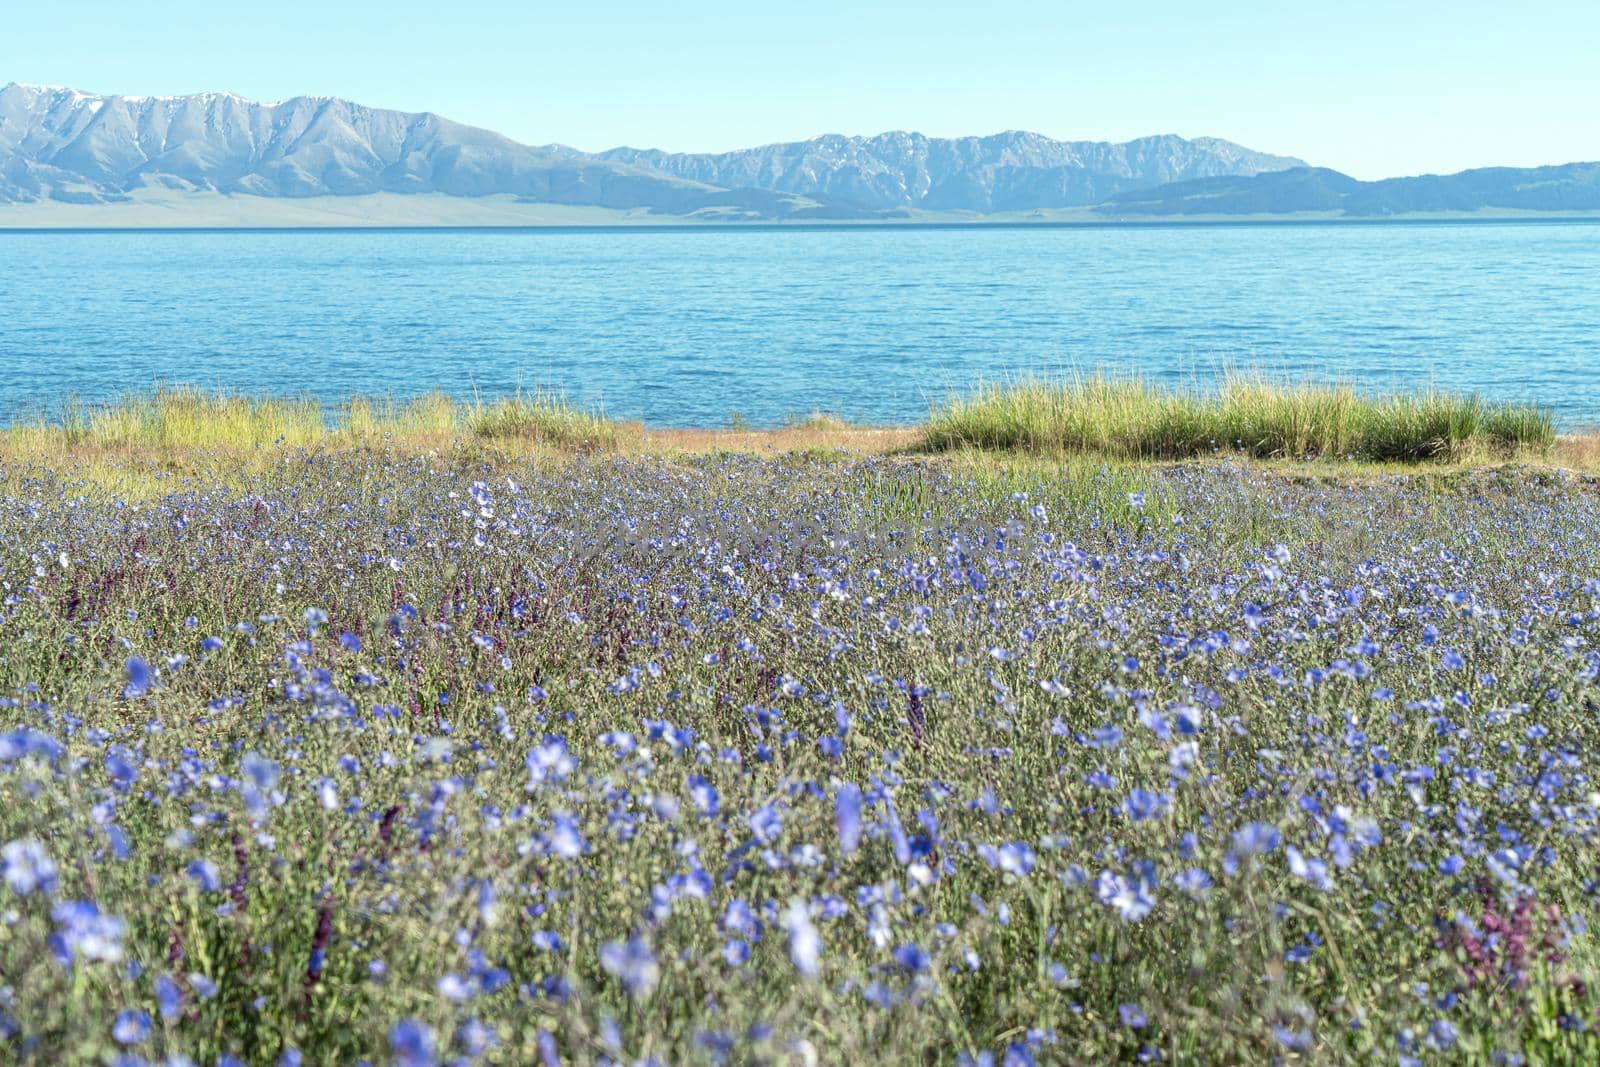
[4,1,1596,179]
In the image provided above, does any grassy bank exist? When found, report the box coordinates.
[0,380,1584,474]
[923,374,1557,461]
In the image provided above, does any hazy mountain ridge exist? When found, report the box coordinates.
[6,83,1594,222]
[599,131,1305,210]
[1101,163,1600,216]
[0,83,827,216]
[0,84,1303,216]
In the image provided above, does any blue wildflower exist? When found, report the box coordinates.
[241,751,280,790]
[782,899,822,980]
[112,1009,151,1045]
[389,1018,437,1067]
[123,656,153,698]
[836,783,864,855]
[155,975,182,1020]
[1095,869,1156,922]
[49,901,125,966]
[599,936,660,997]
[1123,789,1170,822]
[2,839,58,897]
[525,738,576,790]
[893,943,930,973]
[186,860,222,892]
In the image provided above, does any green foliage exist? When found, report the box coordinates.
[923,373,1557,460]
[464,391,627,451]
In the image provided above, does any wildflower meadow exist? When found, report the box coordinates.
[1,449,1598,1064]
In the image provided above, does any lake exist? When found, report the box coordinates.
[1,220,1596,428]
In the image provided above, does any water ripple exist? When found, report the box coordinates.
[1,221,1597,427]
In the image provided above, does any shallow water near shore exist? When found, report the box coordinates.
[2,219,1596,428]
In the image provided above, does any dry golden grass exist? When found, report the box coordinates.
[0,389,640,457]
[1554,433,1600,471]
[637,426,918,456]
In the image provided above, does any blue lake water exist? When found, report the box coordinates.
[1,220,1597,428]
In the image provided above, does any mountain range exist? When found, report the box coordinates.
[0,83,824,217]
[2,83,1596,223]
[0,83,1299,218]
[597,132,1302,212]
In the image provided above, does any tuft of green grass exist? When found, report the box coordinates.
[340,393,459,442]
[922,373,1557,461]
[465,391,629,451]
[40,390,328,451]
[2,388,630,456]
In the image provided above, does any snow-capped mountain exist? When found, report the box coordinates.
[599,131,1306,211]
[0,83,1303,217]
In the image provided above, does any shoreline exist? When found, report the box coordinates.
[2,382,1591,471]
[6,217,1598,234]
[5,420,1597,472]
[3,191,1599,231]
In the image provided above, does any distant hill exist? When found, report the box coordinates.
[1,84,1301,218]
[599,131,1306,212]
[1101,163,1600,217]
